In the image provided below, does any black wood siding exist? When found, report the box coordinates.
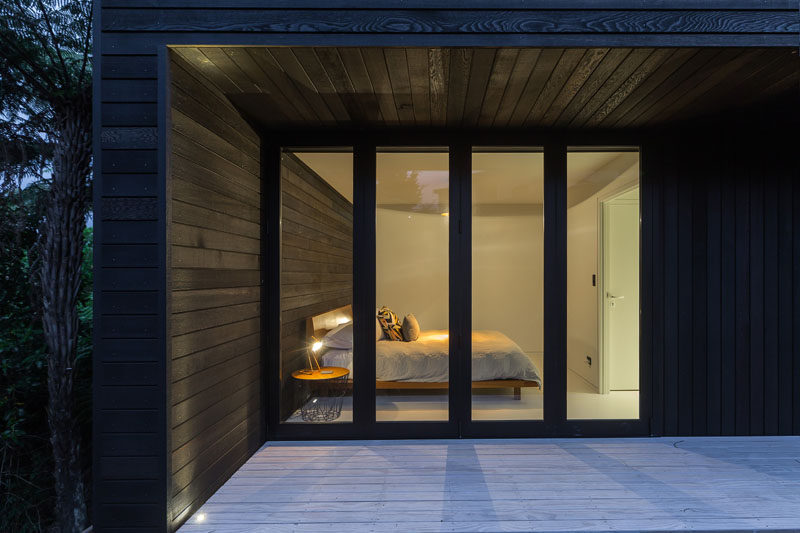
[99,1,799,49]
[643,104,800,437]
[93,2,798,532]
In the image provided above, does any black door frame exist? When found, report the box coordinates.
[263,129,650,440]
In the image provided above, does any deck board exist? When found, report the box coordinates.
[177,437,800,532]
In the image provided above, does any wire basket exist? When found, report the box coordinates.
[295,371,350,422]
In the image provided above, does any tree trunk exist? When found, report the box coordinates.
[41,92,92,533]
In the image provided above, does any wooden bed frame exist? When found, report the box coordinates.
[308,305,541,400]
[376,379,539,400]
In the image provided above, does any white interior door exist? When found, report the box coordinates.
[603,194,639,391]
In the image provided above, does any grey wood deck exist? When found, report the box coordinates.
[177,437,800,532]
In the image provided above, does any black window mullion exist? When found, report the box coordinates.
[353,142,377,429]
[543,143,568,426]
[450,143,472,431]
[264,142,282,439]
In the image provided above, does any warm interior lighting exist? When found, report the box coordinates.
[441,212,449,217]
[311,341,323,353]
[195,513,206,523]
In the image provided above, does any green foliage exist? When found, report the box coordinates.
[0,183,93,532]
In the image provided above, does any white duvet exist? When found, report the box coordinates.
[321,329,542,386]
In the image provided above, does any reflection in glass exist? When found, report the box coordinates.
[471,151,544,421]
[375,150,449,421]
[566,151,640,420]
[280,150,354,423]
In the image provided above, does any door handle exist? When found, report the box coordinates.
[607,293,624,300]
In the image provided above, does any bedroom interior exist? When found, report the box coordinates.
[278,148,639,423]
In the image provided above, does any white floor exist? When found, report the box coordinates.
[178,436,800,532]
[287,353,639,423]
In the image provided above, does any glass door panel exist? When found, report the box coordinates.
[471,150,544,421]
[566,150,640,420]
[279,149,354,424]
[375,149,449,421]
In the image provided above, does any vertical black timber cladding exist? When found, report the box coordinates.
[676,143,693,435]
[662,144,679,436]
[734,137,751,435]
[749,155,765,436]
[705,142,722,436]
[794,135,800,436]
[691,148,707,436]
[645,142,665,436]
[777,144,794,435]
[719,125,737,436]
[644,104,799,437]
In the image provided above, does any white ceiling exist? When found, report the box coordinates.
[294,151,638,209]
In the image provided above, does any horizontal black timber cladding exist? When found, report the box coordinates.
[101,79,157,102]
[102,34,799,55]
[100,1,800,9]
[102,9,798,34]
[100,197,158,221]
[101,55,158,79]
[166,48,263,531]
[101,127,158,149]
[102,103,157,127]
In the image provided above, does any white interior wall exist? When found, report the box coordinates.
[376,207,544,353]
[566,160,640,390]
[376,208,450,330]
[472,211,543,354]
[567,197,600,388]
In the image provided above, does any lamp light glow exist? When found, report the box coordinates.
[441,212,449,217]
[312,341,323,352]
[195,513,206,523]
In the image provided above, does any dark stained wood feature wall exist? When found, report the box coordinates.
[643,101,800,437]
[279,154,354,420]
[167,51,263,528]
[177,46,799,131]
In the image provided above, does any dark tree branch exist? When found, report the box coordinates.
[36,0,71,92]
[77,1,93,88]
[0,30,59,97]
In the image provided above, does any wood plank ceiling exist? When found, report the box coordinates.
[172,47,799,130]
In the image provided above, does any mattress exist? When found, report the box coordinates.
[321,329,542,386]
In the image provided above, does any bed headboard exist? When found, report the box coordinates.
[305,304,353,339]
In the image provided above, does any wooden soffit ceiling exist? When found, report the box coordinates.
[171,46,799,130]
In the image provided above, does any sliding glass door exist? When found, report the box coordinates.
[375,149,450,422]
[471,149,545,421]
[268,141,646,439]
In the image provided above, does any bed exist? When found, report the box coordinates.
[308,306,543,398]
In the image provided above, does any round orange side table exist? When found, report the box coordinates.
[291,367,350,422]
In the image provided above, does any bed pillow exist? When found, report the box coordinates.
[376,317,384,341]
[402,313,420,342]
[322,321,353,349]
[377,306,403,341]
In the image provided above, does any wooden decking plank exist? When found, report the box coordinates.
[178,437,800,532]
